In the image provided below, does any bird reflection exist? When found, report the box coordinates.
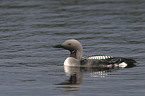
[58,66,121,85]
[64,66,83,84]
[56,65,134,92]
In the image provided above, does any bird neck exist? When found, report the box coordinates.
[70,49,83,60]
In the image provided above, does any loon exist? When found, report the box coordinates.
[54,39,137,68]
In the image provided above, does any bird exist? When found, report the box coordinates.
[54,39,137,68]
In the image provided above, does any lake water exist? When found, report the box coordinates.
[0,0,145,96]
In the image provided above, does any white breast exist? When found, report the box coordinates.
[64,57,80,66]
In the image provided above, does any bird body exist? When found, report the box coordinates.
[54,39,137,68]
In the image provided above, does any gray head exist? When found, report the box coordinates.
[54,39,83,60]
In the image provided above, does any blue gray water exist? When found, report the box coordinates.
[0,0,145,96]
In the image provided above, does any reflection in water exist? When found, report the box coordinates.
[56,66,82,92]
[64,66,121,79]
[56,66,123,92]
[64,66,83,84]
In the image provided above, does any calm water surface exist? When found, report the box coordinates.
[0,0,145,96]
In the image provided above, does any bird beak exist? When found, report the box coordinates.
[53,44,63,48]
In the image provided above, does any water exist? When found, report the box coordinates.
[0,0,145,96]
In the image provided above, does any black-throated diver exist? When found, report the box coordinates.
[54,39,137,68]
